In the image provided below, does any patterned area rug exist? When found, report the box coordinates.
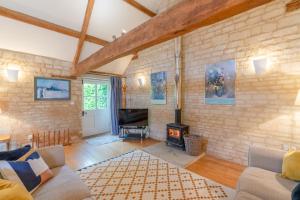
[77,150,235,200]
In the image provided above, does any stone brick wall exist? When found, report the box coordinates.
[125,0,300,164]
[0,49,82,148]
[125,41,176,141]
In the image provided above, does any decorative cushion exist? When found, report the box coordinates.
[0,145,31,161]
[292,184,300,200]
[0,179,33,200]
[282,150,300,181]
[0,150,53,193]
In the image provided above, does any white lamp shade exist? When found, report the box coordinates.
[6,69,19,82]
[138,78,143,87]
[137,77,145,87]
[295,89,300,106]
[253,57,269,75]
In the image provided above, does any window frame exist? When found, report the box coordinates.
[83,82,109,111]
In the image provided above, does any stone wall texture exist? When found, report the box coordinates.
[125,0,300,164]
[0,49,82,148]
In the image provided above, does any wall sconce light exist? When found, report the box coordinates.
[295,89,300,106]
[0,101,8,114]
[252,57,271,75]
[137,77,145,87]
[6,69,19,82]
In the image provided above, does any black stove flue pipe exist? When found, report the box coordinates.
[174,37,182,125]
[175,109,181,125]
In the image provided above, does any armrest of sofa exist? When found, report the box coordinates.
[248,146,286,173]
[37,145,65,169]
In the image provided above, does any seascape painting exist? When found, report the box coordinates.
[34,77,71,100]
[151,71,167,104]
[205,60,236,105]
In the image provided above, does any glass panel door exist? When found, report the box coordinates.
[83,83,108,111]
[82,79,111,137]
[83,83,96,110]
[97,84,108,109]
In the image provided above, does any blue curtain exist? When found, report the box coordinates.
[110,76,122,135]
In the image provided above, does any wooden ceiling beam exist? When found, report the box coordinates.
[73,0,95,64]
[286,0,300,12]
[51,74,77,80]
[0,6,109,46]
[123,0,156,17]
[123,0,156,62]
[132,52,139,60]
[87,71,124,77]
[74,0,273,76]
[85,35,109,46]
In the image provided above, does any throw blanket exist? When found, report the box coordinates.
[292,184,300,200]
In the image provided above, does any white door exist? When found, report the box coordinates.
[82,78,111,137]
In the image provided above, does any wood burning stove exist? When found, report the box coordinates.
[166,108,189,150]
[166,123,189,150]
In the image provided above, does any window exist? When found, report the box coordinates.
[83,83,108,111]
[97,84,108,109]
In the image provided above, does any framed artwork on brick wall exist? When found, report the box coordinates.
[151,71,167,104]
[34,77,71,100]
[205,59,236,105]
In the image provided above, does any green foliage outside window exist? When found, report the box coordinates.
[84,83,96,96]
[84,97,96,110]
[97,84,108,109]
[84,84,96,110]
[83,83,108,110]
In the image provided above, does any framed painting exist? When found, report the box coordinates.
[205,59,236,105]
[34,77,71,100]
[151,71,167,104]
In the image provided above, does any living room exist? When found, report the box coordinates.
[0,0,300,199]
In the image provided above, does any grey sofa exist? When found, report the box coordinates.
[235,146,298,200]
[33,145,91,200]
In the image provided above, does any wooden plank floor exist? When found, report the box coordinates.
[64,137,245,189]
[64,138,159,170]
[186,155,245,188]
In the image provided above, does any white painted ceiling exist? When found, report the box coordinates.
[88,0,150,41]
[95,55,134,75]
[0,16,78,61]
[0,0,162,74]
[136,0,161,13]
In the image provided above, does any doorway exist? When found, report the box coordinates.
[82,78,111,137]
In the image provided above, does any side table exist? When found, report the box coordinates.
[0,134,11,150]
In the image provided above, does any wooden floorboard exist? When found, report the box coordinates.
[64,137,245,189]
[186,155,246,188]
[64,138,159,170]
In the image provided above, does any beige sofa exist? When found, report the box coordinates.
[33,145,91,200]
[235,146,298,200]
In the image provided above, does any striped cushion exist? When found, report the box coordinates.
[0,150,53,192]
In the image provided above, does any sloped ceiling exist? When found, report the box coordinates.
[0,16,78,61]
[136,0,161,13]
[0,0,162,74]
[95,55,134,75]
[88,0,151,42]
